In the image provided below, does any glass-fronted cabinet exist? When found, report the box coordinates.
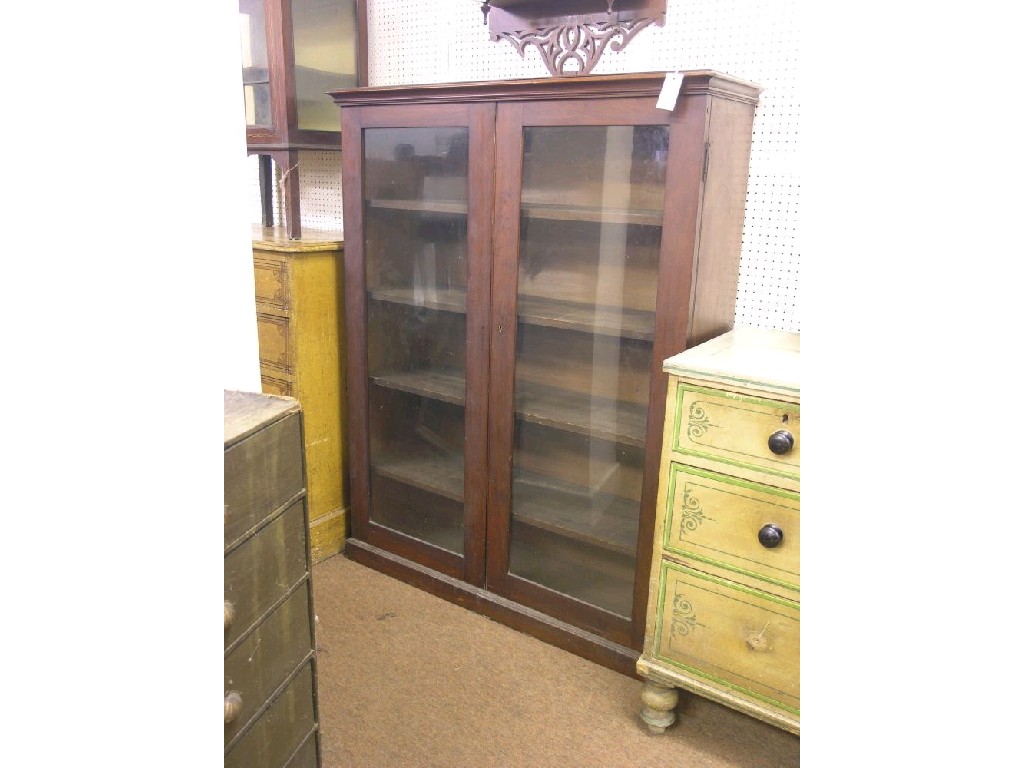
[334,73,761,674]
[238,0,364,238]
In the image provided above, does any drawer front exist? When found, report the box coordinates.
[261,370,293,397]
[653,561,799,716]
[663,463,799,593]
[257,313,292,371]
[671,381,799,486]
[224,412,304,549]
[254,256,290,310]
[226,661,316,768]
[224,585,315,745]
[225,499,309,649]
[285,732,320,768]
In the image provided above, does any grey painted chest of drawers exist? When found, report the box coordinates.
[224,390,321,767]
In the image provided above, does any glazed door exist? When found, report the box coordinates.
[341,103,495,584]
[486,99,678,647]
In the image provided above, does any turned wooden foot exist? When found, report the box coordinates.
[640,680,679,734]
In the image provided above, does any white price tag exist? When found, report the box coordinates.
[656,72,684,111]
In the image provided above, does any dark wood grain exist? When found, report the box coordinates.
[340,106,370,543]
[462,102,496,587]
[331,71,760,108]
[364,522,464,581]
[686,96,759,346]
[485,99,525,597]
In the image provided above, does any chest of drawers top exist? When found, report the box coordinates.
[225,390,301,448]
[664,326,799,402]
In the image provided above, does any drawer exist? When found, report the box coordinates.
[653,561,799,716]
[224,411,304,549]
[662,463,799,594]
[285,732,320,768]
[226,661,317,768]
[257,313,292,371]
[670,381,799,490]
[260,370,293,397]
[225,499,309,649]
[224,585,315,746]
[254,256,290,309]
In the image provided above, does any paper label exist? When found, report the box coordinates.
[656,72,684,111]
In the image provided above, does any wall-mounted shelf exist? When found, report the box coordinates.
[480,1,667,76]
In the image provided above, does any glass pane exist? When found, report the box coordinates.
[239,0,271,127]
[508,125,670,617]
[364,127,470,555]
[292,0,359,131]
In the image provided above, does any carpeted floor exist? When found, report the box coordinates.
[311,553,800,768]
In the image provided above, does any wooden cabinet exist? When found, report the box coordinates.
[636,327,800,734]
[331,72,761,674]
[224,391,322,767]
[253,226,348,562]
[239,0,365,237]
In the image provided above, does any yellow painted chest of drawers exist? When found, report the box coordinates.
[224,391,322,767]
[636,327,800,735]
[252,226,348,563]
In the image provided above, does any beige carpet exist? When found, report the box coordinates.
[311,553,800,768]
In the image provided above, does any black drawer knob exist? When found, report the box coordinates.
[768,430,794,455]
[758,524,784,548]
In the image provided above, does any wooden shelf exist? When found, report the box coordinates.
[370,372,647,446]
[366,197,663,227]
[367,199,467,216]
[519,295,654,341]
[517,380,648,447]
[372,448,464,503]
[513,470,640,557]
[370,447,639,556]
[370,370,466,406]
[369,287,467,314]
[369,287,654,340]
[522,202,663,227]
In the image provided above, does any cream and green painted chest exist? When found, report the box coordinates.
[637,327,800,735]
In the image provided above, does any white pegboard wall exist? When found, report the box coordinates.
[367,0,801,332]
[247,151,346,234]
[297,150,345,233]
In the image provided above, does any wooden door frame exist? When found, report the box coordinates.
[486,97,692,650]
[339,103,494,586]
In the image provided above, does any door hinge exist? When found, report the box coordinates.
[702,142,710,183]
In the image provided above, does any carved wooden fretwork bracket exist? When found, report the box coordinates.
[495,18,657,77]
[482,1,666,78]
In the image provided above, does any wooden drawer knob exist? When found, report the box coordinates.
[224,600,236,631]
[767,429,794,455]
[224,692,243,724]
[757,524,784,549]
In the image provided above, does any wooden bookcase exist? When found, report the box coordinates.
[331,72,760,675]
